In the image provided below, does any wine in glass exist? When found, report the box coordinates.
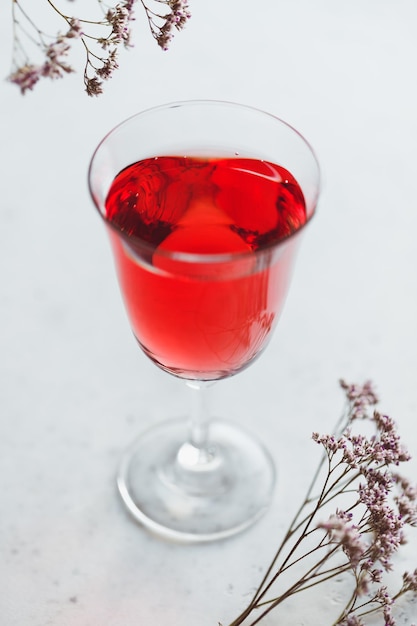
[88,100,320,542]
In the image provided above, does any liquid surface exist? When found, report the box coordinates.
[105,156,307,379]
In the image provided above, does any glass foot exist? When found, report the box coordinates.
[117,417,276,542]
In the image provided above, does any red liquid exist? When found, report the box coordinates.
[105,157,306,379]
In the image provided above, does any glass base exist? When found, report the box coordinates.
[117,417,276,542]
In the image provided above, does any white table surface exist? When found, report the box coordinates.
[1,1,417,624]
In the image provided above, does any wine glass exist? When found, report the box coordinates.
[88,100,320,542]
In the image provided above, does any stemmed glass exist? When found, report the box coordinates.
[88,100,320,542]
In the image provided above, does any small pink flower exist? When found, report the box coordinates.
[8,64,42,94]
[319,513,367,569]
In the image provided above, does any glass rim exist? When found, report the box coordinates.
[88,99,321,265]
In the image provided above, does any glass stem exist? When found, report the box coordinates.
[176,381,217,470]
[187,380,212,449]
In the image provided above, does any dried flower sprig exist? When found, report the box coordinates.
[140,0,191,50]
[223,380,417,626]
[8,0,191,96]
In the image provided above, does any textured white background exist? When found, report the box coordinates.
[1,1,417,624]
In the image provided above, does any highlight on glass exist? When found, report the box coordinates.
[88,100,320,542]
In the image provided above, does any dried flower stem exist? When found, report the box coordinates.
[224,381,417,626]
[8,0,191,96]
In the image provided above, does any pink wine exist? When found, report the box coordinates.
[105,156,306,379]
